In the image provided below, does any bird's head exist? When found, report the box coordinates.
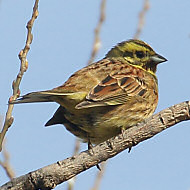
[105,39,167,75]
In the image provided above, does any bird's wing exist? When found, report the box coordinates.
[76,73,147,109]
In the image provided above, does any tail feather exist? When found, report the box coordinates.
[45,106,66,126]
[10,90,83,104]
[10,91,55,104]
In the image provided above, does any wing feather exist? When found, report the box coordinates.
[76,72,147,109]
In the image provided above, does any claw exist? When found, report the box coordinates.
[128,147,132,153]
[96,164,101,171]
[106,139,114,150]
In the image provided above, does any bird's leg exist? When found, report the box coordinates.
[88,139,101,171]
[120,127,132,153]
[120,127,125,139]
[88,139,93,151]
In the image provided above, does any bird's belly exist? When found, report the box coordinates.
[63,101,156,144]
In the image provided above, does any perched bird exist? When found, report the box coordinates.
[11,39,167,145]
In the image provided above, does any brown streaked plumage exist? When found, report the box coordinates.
[10,39,167,144]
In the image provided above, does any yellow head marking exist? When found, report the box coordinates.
[105,39,167,75]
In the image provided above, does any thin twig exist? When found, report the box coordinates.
[90,162,106,190]
[0,116,15,179]
[87,2,107,188]
[68,2,107,188]
[133,0,150,39]
[1,101,190,190]
[67,139,80,190]
[87,0,106,65]
[0,0,39,151]
[0,140,16,180]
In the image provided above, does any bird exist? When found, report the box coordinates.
[10,39,167,146]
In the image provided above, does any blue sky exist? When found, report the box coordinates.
[1,0,190,189]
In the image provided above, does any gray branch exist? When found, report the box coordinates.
[1,101,190,190]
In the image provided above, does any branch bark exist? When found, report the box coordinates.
[1,101,190,190]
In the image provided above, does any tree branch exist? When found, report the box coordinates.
[0,0,39,151]
[1,101,190,190]
[0,139,15,180]
[0,117,15,180]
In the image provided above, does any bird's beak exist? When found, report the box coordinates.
[151,54,167,64]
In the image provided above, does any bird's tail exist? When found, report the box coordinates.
[9,91,60,104]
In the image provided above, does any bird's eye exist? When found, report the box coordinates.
[136,51,145,58]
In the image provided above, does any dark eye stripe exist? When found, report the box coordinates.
[123,51,133,58]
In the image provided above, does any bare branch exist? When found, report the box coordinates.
[133,0,150,39]
[0,117,15,180]
[71,2,107,188]
[87,2,106,188]
[1,101,190,190]
[87,0,106,65]
[0,0,39,151]
[0,140,15,180]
